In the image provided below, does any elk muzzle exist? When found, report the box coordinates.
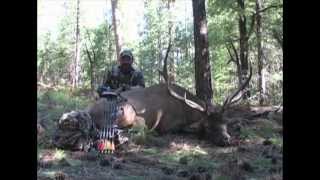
[207,122,231,147]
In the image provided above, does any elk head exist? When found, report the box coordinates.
[167,64,252,146]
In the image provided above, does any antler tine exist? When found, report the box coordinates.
[221,63,253,113]
[167,85,185,101]
[167,84,206,112]
[183,92,206,112]
[221,96,231,113]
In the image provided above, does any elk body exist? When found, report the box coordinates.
[85,83,237,146]
[85,64,252,146]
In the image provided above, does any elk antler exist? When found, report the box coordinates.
[160,38,206,112]
[167,84,206,112]
[221,63,253,113]
[158,37,172,83]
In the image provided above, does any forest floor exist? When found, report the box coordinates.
[37,89,282,180]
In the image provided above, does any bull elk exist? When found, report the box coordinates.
[55,40,252,148]
[85,64,251,146]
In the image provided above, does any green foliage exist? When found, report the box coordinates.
[135,0,169,86]
[37,88,90,139]
[128,122,162,145]
[207,0,283,105]
[81,23,116,89]
[38,0,282,106]
[129,124,148,145]
[135,0,197,92]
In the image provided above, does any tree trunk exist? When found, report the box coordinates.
[237,0,250,99]
[104,10,112,64]
[85,30,96,92]
[256,0,264,105]
[85,44,95,92]
[167,0,175,82]
[192,0,213,104]
[107,25,113,65]
[111,0,120,60]
[73,0,81,89]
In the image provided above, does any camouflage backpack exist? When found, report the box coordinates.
[52,110,97,151]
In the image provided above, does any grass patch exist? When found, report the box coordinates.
[269,136,283,147]
[38,89,90,111]
[252,157,273,173]
[239,128,260,140]
[188,157,218,171]
[255,121,278,138]
[215,176,230,180]
[141,147,160,155]
[159,153,181,164]
[158,145,217,170]
[38,89,91,131]
[129,125,148,145]
[128,124,161,146]
[240,120,282,142]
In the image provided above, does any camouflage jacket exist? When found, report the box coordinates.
[103,65,145,90]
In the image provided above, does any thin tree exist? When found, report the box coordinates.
[237,0,253,99]
[167,0,175,82]
[84,29,96,92]
[256,0,265,105]
[72,0,81,89]
[111,0,121,60]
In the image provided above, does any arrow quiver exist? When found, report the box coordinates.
[96,89,124,154]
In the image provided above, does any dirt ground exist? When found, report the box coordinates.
[37,105,282,180]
